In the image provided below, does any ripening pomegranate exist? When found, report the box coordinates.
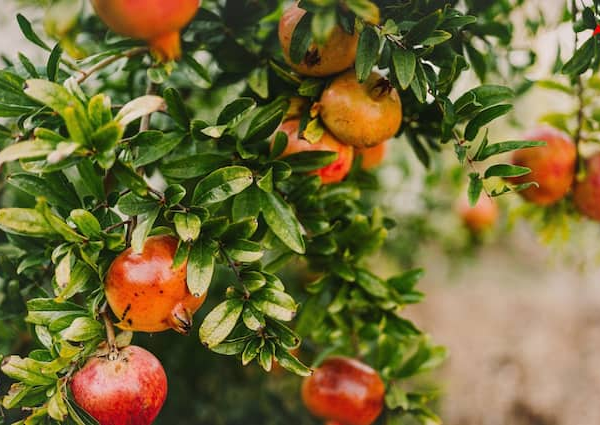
[105,235,205,334]
[274,119,354,184]
[278,3,358,77]
[356,141,388,170]
[319,70,402,148]
[70,345,167,425]
[302,356,385,425]
[573,153,600,221]
[91,0,200,62]
[507,127,576,206]
[457,193,499,233]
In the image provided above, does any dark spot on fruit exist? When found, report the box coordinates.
[127,319,133,325]
[134,292,139,297]
[159,290,164,294]
[121,303,132,320]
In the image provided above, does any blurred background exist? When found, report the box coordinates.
[2,1,600,424]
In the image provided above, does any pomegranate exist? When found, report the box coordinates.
[457,193,499,233]
[302,356,385,425]
[319,70,402,148]
[70,345,167,425]
[278,3,358,77]
[105,235,205,334]
[508,127,576,206]
[356,141,388,170]
[274,119,354,184]
[573,152,600,221]
[91,0,200,62]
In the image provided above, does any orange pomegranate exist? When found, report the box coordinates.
[105,235,205,334]
[274,119,354,184]
[573,152,600,221]
[278,3,358,77]
[457,193,499,233]
[319,70,402,148]
[91,0,200,62]
[302,356,385,425]
[356,141,388,170]
[508,127,576,206]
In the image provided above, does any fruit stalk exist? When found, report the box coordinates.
[101,307,118,360]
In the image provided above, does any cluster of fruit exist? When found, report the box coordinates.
[63,2,390,425]
[457,126,600,234]
[509,127,600,221]
[275,3,402,183]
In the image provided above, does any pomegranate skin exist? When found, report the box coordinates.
[319,70,402,148]
[91,0,200,61]
[574,153,600,221]
[302,357,385,425]
[279,3,358,77]
[457,194,499,233]
[105,235,205,334]
[508,127,576,206]
[70,345,167,425]
[275,120,354,184]
[356,142,387,170]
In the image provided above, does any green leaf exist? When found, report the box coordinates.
[7,173,79,210]
[133,132,183,168]
[562,37,595,75]
[1,356,57,386]
[217,98,256,126]
[131,208,160,254]
[422,30,452,46]
[251,287,297,321]
[192,166,254,206]
[405,10,443,44]
[355,26,380,83]
[112,160,148,196]
[199,299,244,348]
[116,192,159,216]
[232,185,261,221]
[163,87,190,129]
[174,213,201,242]
[467,173,483,206]
[46,44,62,82]
[464,104,513,141]
[187,240,215,298]
[242,305,265,331]
[160,153,229,179]
[260,191,305,254]
[392,48,416,90]
[484,164,531,179]
[17,14,51,51]
[274,347,312,376]
[224,239,263,263]
[76,159,105,200]
[355,269,389,298]
[474,140,546,161]
[115,95,165,127]
[182,53,211,86]
[289,12,313,64]
[281,151,337,172]
[242,338,263,365]
[454,85,514,117]
[69,210,101,238]
[410,61,427,103]
[0,140,54,166]
[0,208,56,238]
[60,317,102,342]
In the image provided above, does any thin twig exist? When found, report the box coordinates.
[220,247,250,298]
[76,47,148,84]
[103,220,132,233]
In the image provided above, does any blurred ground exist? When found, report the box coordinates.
[407,226,600,425]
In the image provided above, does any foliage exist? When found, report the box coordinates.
[0,0,549,424]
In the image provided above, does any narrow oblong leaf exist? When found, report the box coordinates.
[260,191,305,254]
[186,240,215,298]
[199,299,244,348]
[192,166,254,206]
